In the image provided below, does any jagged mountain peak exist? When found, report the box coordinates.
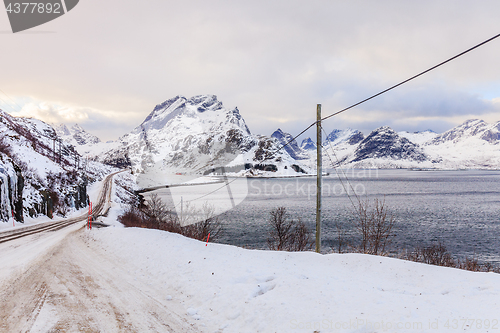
[271,129,308,160]
[71,123,86,132]
[271,128,286,138]
[55,123,71,136]
[103,95,263,173]
[300,137,316,150]
[137,94,249,135]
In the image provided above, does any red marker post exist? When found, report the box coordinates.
[11,210,14,227]
[89,202,93,230]
[87,202,93,230]
[205,233,210,246]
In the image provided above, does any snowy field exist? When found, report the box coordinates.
[1,175,499,332]
[88,205,500,332]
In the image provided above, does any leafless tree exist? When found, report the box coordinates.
[354,198,395,255]
[143,193,171,223]
[267,207,313,251]
[181,202,224,241]
[334,222,349,254]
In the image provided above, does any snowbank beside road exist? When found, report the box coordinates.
[90,223,500,333]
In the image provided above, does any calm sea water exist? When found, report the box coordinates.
[214,170,500,264]
[151,170,500,265]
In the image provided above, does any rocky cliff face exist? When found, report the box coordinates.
[0,154,23,222]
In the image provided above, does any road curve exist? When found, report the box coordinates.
[0,169,127,244]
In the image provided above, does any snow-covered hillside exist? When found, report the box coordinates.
[421,120,500,169]
[54,123,120,158]
[90,214,500,333]
[398,130,437,145]
[0,109,116,224]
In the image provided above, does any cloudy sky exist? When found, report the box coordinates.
[1,0,500,141]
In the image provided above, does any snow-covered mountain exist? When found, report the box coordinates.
[339,126,432,168]
[98,95,312,181]
[271,129,308,160]
[324,128,364,146]
[322,120,500,169]
[54,123,115,159]
[46,95,500,172]
[56,123,101,146]
[428,119,500,145]
[421,119,500,169]
[398,130,437,145]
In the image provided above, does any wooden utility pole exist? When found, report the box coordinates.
[316,104,322,253]
[58,139,62,163]
[52,137,56,161]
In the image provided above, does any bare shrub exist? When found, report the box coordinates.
[267,207,313,251]
[267,207,292,251]
[457,256,482,272]
[334,222,350,254]
[118,197,223,241]
[142,193,170,223]
[400,243,500,273]
[118,205,182,233]
[288,219,314,251]
[181,203,223,241]
[354,198,395,255]
[401,242,454,267]
[56,204,71,218]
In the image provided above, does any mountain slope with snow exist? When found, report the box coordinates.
[421,120,500,169]
[56,123,101,146]
[0,110,116,224]
[398,130,437,145]
[99,95,312,181]
[334,126,434,169]
[271,129,308,160]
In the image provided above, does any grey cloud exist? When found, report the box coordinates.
[1,0,500,140]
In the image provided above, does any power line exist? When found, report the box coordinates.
[0,88,25,112]
[276,32,500,154]
[321,32,500,122]
[320,127,361,213]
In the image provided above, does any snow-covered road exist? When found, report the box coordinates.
[0,171,200,332]
[0,224,199,332]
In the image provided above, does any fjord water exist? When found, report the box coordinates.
[214,170,500,265]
